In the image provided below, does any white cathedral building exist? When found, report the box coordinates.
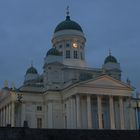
[0,11,139,129]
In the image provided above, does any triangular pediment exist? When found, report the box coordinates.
[62,75,133,98]
[78,75,132,90]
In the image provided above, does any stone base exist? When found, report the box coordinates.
[0,127,139,140]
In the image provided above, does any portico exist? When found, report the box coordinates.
[0,101,15,127]
[63,75,135,129]
[65,94,131,129]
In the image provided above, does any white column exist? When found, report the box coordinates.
[11,102,15,127]
[3,107,5,126]
[68,98,71,128]
[1,109,2,126]
[9,104,11,125]
[44,104,47,128]
[73,97,76,128]
[21,103,26,127]
[0,109,1,126]
[70,97,74,128]
[87,95,92,128]
[5,107,7,126]
[8,104,10,125]
[129,107,133,129]
[97,95,103,129]
[66,99,70,128]
[5,106,7,126]
[1,109,3,126]
[119,96,125,129]
[48,101,53,128]
[109,96,115,129]
[6,106,8,125]
[1,108,3,126]
[7,104,9,124]
[3,108,4,126]
[76,94,81,128]
[0,108,3,126]
[2,108,4,126]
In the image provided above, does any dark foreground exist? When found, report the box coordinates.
[0,127,140,140]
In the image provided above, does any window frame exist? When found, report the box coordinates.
[66,50,70,58]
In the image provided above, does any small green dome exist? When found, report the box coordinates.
[26,66,38,74]
[104,55,118,64]
[46,48,61,56]
[54,16,83,33]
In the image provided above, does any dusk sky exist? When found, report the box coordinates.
[0,0,140,91]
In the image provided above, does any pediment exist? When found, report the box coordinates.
[79,75,132,90]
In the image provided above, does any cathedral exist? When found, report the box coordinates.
[0,10,139,129]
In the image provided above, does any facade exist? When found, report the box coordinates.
[0,11,139,129]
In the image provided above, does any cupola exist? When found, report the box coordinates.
[24,63,39,85]
[51,6,86,68]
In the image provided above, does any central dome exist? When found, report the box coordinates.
[54,16,83,33]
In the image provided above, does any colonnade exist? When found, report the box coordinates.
[0,102,15,127]
[65,94,133,129]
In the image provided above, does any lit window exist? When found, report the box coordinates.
[37,106,42,111]
[66,50,70,58]
[37,118,42,128]
[74,51,78,59]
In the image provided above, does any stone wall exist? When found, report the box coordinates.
[0,127,139,140]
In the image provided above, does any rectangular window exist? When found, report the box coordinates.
[66,50,70,58]
[37,106,42,111]
[59,44,62,48]
[66,43,70,47]
[37,118,42,128]
[74,51,78,59]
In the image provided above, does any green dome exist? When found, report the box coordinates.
[46,48,61,56]
[26,66,38,74]
[104,55,118,64]
[54,16,83,33]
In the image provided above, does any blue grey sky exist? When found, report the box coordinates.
[0,0,140,91]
